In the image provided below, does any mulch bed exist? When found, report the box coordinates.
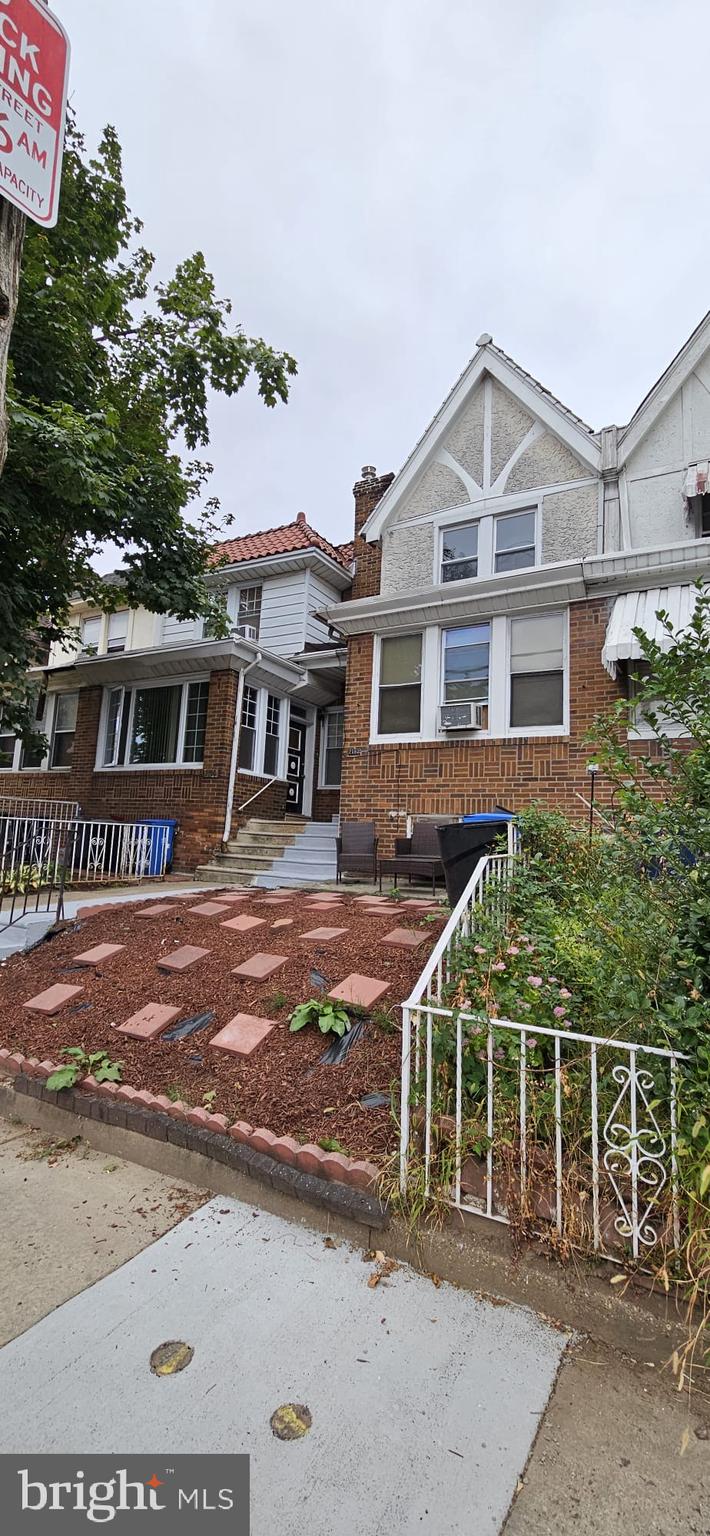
[0,890,446,1163]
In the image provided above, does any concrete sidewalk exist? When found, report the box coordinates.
[0,1116,206,1345]
[0,1197,567,1536]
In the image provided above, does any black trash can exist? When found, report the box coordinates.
[436,813,515,907]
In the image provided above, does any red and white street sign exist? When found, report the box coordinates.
[0,0,69,226]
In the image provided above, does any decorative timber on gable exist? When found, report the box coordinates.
[362,339,601,541]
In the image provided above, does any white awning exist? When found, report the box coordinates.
[602,585,698,677]
[684,461,710,500]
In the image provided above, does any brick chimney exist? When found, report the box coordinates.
[351,465,394,600]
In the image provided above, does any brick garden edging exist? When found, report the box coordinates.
[0,1048,386,1229]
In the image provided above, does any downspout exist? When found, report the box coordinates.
[222,654,262,845]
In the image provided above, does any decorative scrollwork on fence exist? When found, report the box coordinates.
[602,1062,668,1249]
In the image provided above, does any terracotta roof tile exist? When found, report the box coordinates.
[211,516,351,571]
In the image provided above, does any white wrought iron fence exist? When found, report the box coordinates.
[0,795,80,825]
[400,852,688,1262]
[0,814,172,919]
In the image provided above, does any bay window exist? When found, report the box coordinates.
[495,509,536,573]
[322,708,344,785]
[50,692,78,768]
[263,694,281,775]
[237,685,258,770]
[378,634,422,734]
[509,613,564,728]
[99,679,209,768]
[441,522,478,582]
[0,715,14,769]
[442,625,490,703]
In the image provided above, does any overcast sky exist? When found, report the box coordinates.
[60,0,710,555]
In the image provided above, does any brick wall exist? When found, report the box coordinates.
[340,597,629,854]
[0,671,287,872]
[351,471,394,600]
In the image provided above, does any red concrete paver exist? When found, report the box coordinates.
[23,984,83,1016]
[156,945,210,973]
[272,918,294,929]
[300,927,349,941]
[117,1003,182,1040]
[135,903,180,918]
[215,891,253,903]
[304,902,343,913]
[73,943,126,966]
[258,896,292,906]
[220,914,266,933]
[188,901,231,916]
[381,928,428,949]
[210,1015,275,1058]
[328,974,390,1008]
[232,952,287,980]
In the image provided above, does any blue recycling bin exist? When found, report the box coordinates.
[136,818,178,876]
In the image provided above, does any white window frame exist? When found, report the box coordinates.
[229,584,263,642]
[95,675,210,771]
[439,623,491,709]
[81,614,103,653]
[319,707,344,787]
[504,610,569,739]
[106,610,129,653]
[435,495,542,585]
[370,610,569,744]
[371,631,427,744]
[626,663,688,741]
[0,692,82,774]
[262,692,283,777]
[48,691,80,770]
[236,684,288,780]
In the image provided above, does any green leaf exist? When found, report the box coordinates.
[46,1065,80,1092]
[700,1164,710,1199]
[94,1062,122,1083]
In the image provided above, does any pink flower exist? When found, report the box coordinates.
[553,1005,567,1018]
[559,988,571,1000]
[494,1046,505,1060]
[526,1037,538,1050]
[517,1000,531,1011]
[548,976,558,984]
[491,961,506,972]
[527,975,543,988]
[507,944,520,956]
[474,944,486,955]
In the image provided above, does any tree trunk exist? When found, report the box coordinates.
[0,198,26,474]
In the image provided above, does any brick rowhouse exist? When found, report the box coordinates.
[339,480,628,856]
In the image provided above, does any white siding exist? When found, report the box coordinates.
[258,572,308,655]
[624,360,710,549]
[160,613,203,645]
[305,572,342,647]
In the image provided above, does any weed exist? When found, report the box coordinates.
[165,1083,188,1103]
[267,990,288,1012]
[318,1137,348,1155]
[372,1006,398,1035]
[201,1088,217,1112]
[46,1047,123,1093]
[289,998,351,1037]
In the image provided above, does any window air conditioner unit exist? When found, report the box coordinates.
[236,623,258,641]
[439,702,486,732]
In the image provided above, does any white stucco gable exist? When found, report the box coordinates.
[361,337,601,541]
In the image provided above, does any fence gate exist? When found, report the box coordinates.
[0,814,70,932]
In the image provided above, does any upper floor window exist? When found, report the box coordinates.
[107,611,128,652]
[509,613,564,728]
[378,634,422,734]
[235,587,262,641]
[81,615,102,653]
[495,509,536,574]
[0,713,15,768]
[442,625,490,704]
[441,522,478,583]
[697,493,710,538]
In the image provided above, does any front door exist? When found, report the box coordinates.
[286,715,306,814]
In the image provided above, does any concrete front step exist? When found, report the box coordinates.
[253,870,338,889]
[194,863,259,886]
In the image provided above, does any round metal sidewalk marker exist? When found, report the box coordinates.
[270,1403,312,1440]
[150,1340,194,1376]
